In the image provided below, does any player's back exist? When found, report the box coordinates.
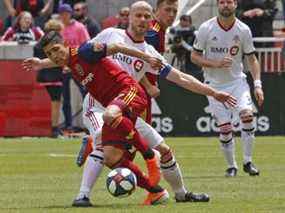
[68,46,138,106]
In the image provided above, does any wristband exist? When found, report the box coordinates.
[254,80,262,88]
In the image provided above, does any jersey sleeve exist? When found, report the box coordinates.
[78,42,107,63]
[242,26,256,55]
[145,45,170,76]
[145,30,160,51]
[90,27,115,44]
[193,23,208,52]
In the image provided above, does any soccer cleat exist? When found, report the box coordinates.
[143,189,169,205]
[225,167,238,177]
[175,192,210,203]
[72,196,93,207]
[76,136,94,167]
[243,162,259,176]
[146,155,161,187]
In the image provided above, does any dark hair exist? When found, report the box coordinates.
[156,0,177,8]
[39,30,63,49]
[180,15,192,23]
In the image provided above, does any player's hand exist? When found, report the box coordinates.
[214,57,233,70]
[213,91,237,107]
[254,87,264,107]
[147,57,163,70]
[146,85,160,98]
[22,57,43,72]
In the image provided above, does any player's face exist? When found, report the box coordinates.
[156,1,178,28]
[129,7,152,35]
[217,0,237,18]
[43,43,69,67]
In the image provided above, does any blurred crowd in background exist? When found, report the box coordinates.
[0,0,284,138]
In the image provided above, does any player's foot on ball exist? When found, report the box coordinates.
[243,162,259,176]
[146,154,161,186]
[143,189,169,205]
[225,167,237,177]
[76,136,94,167]
[72,196,93,207]
[175,192,210,202]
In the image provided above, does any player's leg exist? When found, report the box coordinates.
[104,145,169,205]
[135,118,209,202]
[208,95,237,177]
[237,81,259,176]
[218,122,238,177]
[239,109,259,176]
[102,96,160,186]
[73,95,105,207]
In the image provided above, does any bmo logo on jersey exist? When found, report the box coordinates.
[81,73,94,86]
[113,53,132,65]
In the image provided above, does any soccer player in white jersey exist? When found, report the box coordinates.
[191,0,264,177]
[72,1,237,207]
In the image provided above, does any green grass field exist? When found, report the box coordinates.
[1,137,285,213]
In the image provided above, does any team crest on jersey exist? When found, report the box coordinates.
[230,45,239,56]
[134,59,144,72]
[75,64,85,76]
[93,43,104,52]
[233,35,240,43]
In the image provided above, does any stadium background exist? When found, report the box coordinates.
[0,0,284,137]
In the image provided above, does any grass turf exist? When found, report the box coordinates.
[0,137,285,213]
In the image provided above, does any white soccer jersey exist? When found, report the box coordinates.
[90,27,167,81]
[193,17,255,86]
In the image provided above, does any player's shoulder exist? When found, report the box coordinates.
[234,18,252,32]
[198,17,216,31]
[99,27,124,36]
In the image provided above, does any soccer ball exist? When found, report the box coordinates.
[106,168,137,198]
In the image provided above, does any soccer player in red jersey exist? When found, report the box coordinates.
[23,31,171,203]
[143,0,178,123]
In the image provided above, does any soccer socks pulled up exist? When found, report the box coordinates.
[160,150,187,198]
[77,149,104,199]
[109,116,154,160]
[241,125,255,164]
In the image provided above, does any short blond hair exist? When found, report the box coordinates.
[44,19,63,33]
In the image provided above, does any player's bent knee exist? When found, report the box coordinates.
[159,147,177,170]
[219,122,233,145]
[89,146,104,164]
[103,105,122,125]
[103,146,124,168]
[239,110,254,123]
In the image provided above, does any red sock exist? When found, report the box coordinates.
[118,158,153,192]
[110,116,153,159]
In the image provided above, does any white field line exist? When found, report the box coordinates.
[49,153,76,158]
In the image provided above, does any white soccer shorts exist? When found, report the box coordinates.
[82,93,164,148]
[207,78,253,125]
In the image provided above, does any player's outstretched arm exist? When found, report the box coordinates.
[191,50,233,69]
[165,67,237,107]
[246,54,264,107]
[106,43,163,70]
[22,57,57,71]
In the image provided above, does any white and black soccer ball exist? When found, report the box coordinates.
[106,167,137,198]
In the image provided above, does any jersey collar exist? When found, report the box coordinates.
[125,30,145,43]
[216,17,236,32]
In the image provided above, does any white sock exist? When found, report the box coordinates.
[220,139,237,169]
[77,150,104,199]
[241,130,254,164]
[160,155,187,199]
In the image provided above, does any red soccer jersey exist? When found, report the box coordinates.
[68,44,138,107]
